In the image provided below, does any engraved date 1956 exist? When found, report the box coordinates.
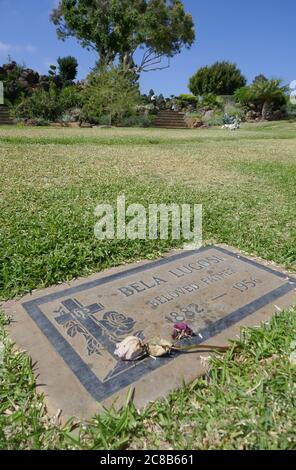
[232,277,263,294]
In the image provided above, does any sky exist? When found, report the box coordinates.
[0,0,295,96]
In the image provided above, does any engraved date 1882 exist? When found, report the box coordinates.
[166,303,205,324]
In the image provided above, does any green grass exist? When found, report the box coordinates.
[1,122,296,299]
[0,121,296,449]
[1,309,296,450]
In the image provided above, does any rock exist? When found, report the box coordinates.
[80,122,93,128]
[66,107,82,122]
[203,110,214,119]
[193,119,203,128]
[185,117,203,129]
[25,119,38,126]
[268,109,282,121]
[246,110,258,122]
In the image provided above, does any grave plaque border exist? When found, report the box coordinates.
[21,246,296,403]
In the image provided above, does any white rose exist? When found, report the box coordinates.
[114,336,145,361]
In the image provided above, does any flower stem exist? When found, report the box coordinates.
[172,344,229,352]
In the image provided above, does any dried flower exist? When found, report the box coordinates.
[114,336,145,361]
[172,323,193,340]
[147,337,172,358]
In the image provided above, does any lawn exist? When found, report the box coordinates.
[1,121,296,300]
[0,121,296,449]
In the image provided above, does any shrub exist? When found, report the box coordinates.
[82,66,141,125]
[59,85,84,110]
[224,104,245,120]
[234,86,255,108]
[202,111,224,127]
[27,118,50,126]
[119,115,156,127]
[185,111,203,119]
[176,94,198,109]
[12,82,85,122]
[189,61,246,96]
[12,83,63,121]
[286,102,296,119]
[199,93,223,110]
[0,61,29,104]
[235,79,288,119]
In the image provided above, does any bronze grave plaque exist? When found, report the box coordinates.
[5,246,296,418]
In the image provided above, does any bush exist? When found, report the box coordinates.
[82,66,141,125]
[59,85,84,110]
[199,93,223,110]
[0,61,36,104]
[235,79,288,119]
[119,115,156,127]
[224,104,245,120]
[286,102,296,119]
[202,111,224,127]
[185,111,203,119]
[176,94,198,109]
[27,118,50,126]
[12,82,85,122]
[234,86,256,108]
[189,61,246,96]
[12,84,63,121]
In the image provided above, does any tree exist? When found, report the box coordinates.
[50,0,195,73]
[235,79,287,119]
[253,74,268,84]
[0,60,40,104]
[57,56,78,84]
[189,61,246,96]
[82,66,141,125]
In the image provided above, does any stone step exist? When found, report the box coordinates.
[157,113,185,119]
[155,116,185,121]
[155,125,187,129]
[0,108,10,116]
[154,110,188,129]
[0,106,13,124]
[0,118,13,124]
[155,125,188,129]
[155,119,187,124]
[155,114,185,119]
[155,117,186,122]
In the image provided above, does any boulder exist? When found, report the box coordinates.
[246,110,256,121]
[185,117,203,129]
[203,110,214,119]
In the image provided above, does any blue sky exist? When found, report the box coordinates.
[0,0,295,96]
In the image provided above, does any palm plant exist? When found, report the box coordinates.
[252,79,287,119]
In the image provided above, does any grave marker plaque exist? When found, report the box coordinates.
[5,246,296,418]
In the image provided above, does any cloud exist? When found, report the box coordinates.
[0,42,37,54]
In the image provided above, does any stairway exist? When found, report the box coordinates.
[154,110,187,129]
[0,105,13,125]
